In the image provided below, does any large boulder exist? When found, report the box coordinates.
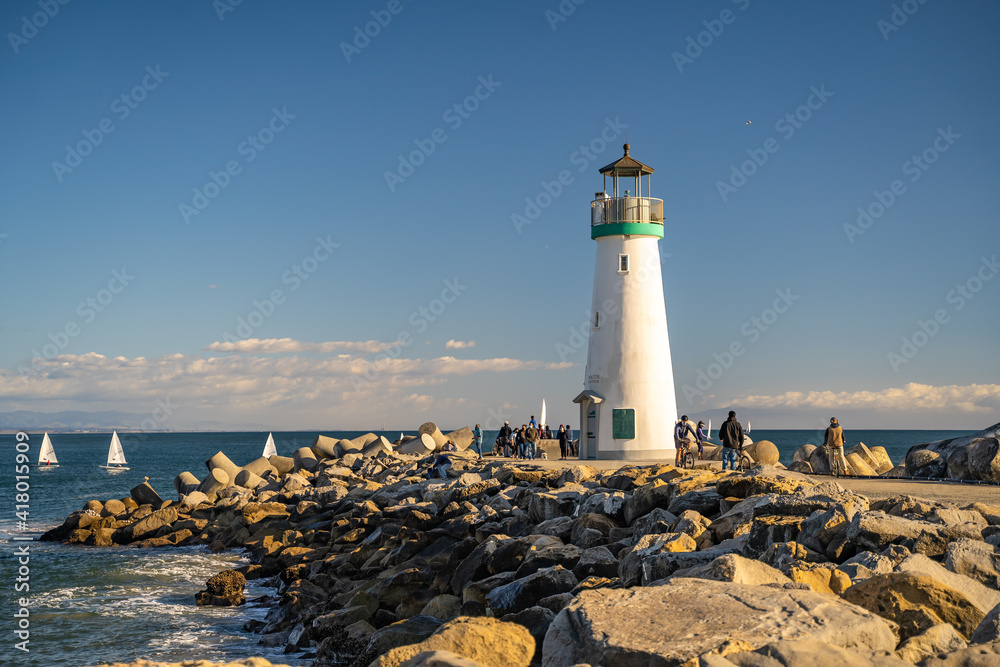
[895,623,968,664]
[904,422,1000,481]
[486,566,578,616]
[673,553,791,586]
[371,616,533,667]
[195,569,246,606]
[842,572,985,640]
[541,578,899,666]
[894,553,1000,619]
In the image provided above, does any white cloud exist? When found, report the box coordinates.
[204,337,398,354]
[445,339,475,349]
[0,351,572,429]
[731,383,1000,414]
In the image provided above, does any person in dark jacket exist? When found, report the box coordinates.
[557,425,569,460]
[824,417,848,475]
[719,410,745,471]
[499,421,513,457]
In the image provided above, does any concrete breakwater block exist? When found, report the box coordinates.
[205,451,241,481]
[293,447,319,472]
[197,468,229,501]
[361,435,393,457]
[234,469,266,489]
[312,434,339,459]
[131,481,163,507]
[350,432,379,449]
[269,455,294,476]
[174,471,200,497]
[445,427,474,451]
[242,456,277,479]
[419,422,449,449]
[397,432,436,455]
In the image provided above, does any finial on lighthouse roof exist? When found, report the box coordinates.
[623,142,630,155]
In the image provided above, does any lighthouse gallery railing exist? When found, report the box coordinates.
[591,197,663,226]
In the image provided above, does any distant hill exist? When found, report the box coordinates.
[0,410,271,433]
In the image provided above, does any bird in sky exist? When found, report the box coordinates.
[746,120,753,125]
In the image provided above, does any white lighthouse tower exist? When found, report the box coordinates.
[573,143,678,460]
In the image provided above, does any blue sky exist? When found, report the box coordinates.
[2,0,998,431]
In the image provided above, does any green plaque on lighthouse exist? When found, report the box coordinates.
[612,408,635,439]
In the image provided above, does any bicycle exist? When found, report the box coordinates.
[676,442,695,469]
[737,446,754,472]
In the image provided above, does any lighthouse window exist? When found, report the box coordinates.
[618,254,629,274]
[593,311,600,329]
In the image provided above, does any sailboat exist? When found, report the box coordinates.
[36,432,59,468]
[262,432,277,458]
[540,398,547,430]
[746,420,752,434]
[707,419,712,440]
[100,431,129,471]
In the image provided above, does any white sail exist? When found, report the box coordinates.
[707,419,712,439]
[747,420,751,433]
[105,431,128,466]
[262,432,277,458]
[38,432,58,466]
[541,398,547,429]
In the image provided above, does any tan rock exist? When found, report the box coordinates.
[842,572,984,640]
[371,616,533,667]
[895,623,967,664]
[787,564,852,595]
[675,553,791,586]
[543,578,899,666]
[752,440,780,465]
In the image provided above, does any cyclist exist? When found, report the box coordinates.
[824,417,848,476]
[674,416,697,466]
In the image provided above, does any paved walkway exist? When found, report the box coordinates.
[481,454,1000,507]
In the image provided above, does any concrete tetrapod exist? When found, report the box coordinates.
[419,422,449,449]
[174,471,200,497]
[397,433,436,456]
[196,468,230,502]
[205,451,241,481]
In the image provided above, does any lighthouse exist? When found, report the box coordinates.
[573,144,678,460]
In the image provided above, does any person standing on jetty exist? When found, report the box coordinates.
[557,424,569,459]
[516,426,527,459]
[499,421,513,457]
[525,423,539,460]
[825,417,849,476]
[719,410,745,470]
[565,424,574,456]
[695,421,709,459]
[471,424,483,459]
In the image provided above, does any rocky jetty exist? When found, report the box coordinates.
[903,422,1000,481]
[48,427,1000,667]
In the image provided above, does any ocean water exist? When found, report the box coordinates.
[0,428,973,666]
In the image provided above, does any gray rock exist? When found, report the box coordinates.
[501,605,556,662]
[945,538,1000,589]
[541,578,899,666]
[486,565,578,616]
[971,604,1000,644]
[573,546,619,581]
[673,553,791,586]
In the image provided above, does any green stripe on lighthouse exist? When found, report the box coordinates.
[592,223,664,240]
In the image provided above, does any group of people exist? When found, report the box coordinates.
[490,417,575,460]
[677,410,850,474]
